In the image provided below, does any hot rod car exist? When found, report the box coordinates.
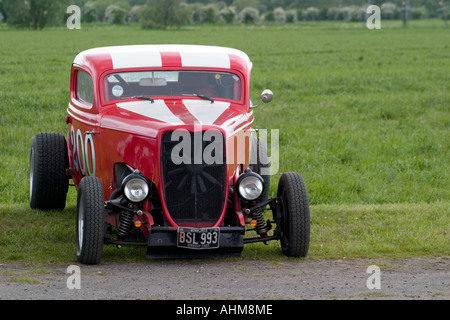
[29,45,310,264]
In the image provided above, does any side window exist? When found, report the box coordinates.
[76,70,94,105]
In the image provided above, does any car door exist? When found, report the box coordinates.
[67,67,100,188]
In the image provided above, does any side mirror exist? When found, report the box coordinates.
[251,89,273,108]
[260,89,273,103]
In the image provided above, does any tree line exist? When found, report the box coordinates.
[0,0,447,30]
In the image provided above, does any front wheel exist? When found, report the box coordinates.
[277,172,310,257]
[76,176,106,265]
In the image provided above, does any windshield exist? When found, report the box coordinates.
[103,70,242,103]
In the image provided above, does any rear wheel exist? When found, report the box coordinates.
[76,176,106,265]
[29,132,69,210]
[277,172,310,257]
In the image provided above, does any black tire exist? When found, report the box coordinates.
[249,136,271,203]
[29,132,69,210]
[277,172,310,257]
[76,176,106,265]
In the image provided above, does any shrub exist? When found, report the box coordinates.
[126,5,141,23]
[274,7,286,24]
[327,6,365,21]
[302,7,319,21]
[138,0,190,29]
[264,11,275,22]
[105,5,126,24]
[219,6,236,24]
[412,6,428,19]
[82,3,99,23]
[343,6,365,22]
[3,0,67,30]
[138,5,161,29]
[286,9,298,23]
[318,7,328,20]
[237,7,260,24]
[327,7,341,20]
[381,2,397,19]
[197,4,219,24]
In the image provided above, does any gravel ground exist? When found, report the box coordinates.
[1,256,449,300]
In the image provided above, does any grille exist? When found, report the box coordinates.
[161,131,226,227]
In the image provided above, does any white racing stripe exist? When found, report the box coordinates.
[180,52,230,69]
[183,100,230,125]
[109,46,162,69]
[117,100,230,126]
[108,45,233,69]
[117,100,184,125]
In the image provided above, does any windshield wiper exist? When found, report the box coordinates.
[133,96,155,103]
[182,93,214,104]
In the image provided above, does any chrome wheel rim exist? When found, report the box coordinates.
[29,148,34,200]
[77,200,84,255]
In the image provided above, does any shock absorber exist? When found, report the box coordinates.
[117,211,134,238]
[252,209,269,237]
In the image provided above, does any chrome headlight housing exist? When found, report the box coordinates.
[237,172,264,201]
[121,171,149,203]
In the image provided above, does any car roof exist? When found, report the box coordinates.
[73,45,253,77]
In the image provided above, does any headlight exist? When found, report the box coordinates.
[237,172,264,201]
[122,171,149,202]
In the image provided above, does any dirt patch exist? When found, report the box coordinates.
[1,257,449,300]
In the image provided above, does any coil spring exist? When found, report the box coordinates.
[117,211,134,238]
[252,209,268,236]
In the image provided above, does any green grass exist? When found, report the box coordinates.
[0,21,448,264]
[1,201,447,263]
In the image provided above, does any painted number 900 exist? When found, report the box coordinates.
[70,127,96,177]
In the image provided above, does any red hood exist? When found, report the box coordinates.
[100,99,253,138]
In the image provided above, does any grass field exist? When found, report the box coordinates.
[0,20,448,263]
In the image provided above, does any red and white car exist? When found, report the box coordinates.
[29,45,310,264]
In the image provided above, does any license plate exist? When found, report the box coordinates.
[177,227,219,249]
